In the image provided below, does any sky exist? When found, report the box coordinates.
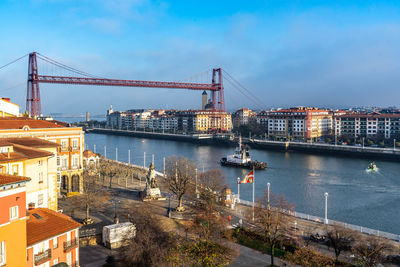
[1,0,400,116]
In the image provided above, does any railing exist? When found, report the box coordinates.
[64,238,78,252]
[233,195,400,242]
[71,146,80,151]
[59,146,69,152]
[34,249,51,265]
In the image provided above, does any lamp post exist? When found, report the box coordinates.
[195,168,199,198]
[362,137,365,148]
[394,139,396,151]
[237,177,240,203]
[111,198,121,224]
[104,146,107,158]
[267,182,271,209]
[115,147,118,161]
[94,144,96,153]
[324,192,329,224]
[128,149,131,164]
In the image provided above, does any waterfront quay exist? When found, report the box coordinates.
[87,127,400,161]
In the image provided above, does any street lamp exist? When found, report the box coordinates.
[195,168,199,198]
[394,139,396,151]
[111,198,121,224]
[267,182,271,209]
[324,192,329,224]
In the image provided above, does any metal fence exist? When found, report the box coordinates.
[233,195,400,242]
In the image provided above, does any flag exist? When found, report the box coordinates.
[239,170,254,184]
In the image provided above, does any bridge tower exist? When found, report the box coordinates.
[26,52,41,116]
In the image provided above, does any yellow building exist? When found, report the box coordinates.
[0,117,84,196]
[178,110,232,133]
[0,138,59,210]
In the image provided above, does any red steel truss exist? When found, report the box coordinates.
[26,52,225,116]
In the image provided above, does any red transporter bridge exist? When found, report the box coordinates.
[26,52,225,117]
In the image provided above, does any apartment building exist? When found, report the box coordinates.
[148,115,178,131]
[334,113,400,139]
[262,107,333,140]
[0,174,30,267]
[0,117,84,196]
[177,110,232,133]
[26,208,81,267]
[232,108,256,128]
[0,138,60,211]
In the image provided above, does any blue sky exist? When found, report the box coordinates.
[1,0,400,115]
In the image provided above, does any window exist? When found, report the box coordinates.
[0,167,6,174]
[38,172,43,184]
[57,156,60,166]
[12,165,18,175]
[72,139,79,148]
[61,140,68,149]
[62,158,68,168]
[0,241,5,265]
[53,237,58,249]
[10,206,18,220]
[73,157,79,167]
[38,160,42,166]
[38,194,44,205]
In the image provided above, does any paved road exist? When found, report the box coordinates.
[229,243,285,267]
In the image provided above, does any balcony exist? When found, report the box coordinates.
[59,146,69,153]
[64,238,78,252]
[34,249,51,265]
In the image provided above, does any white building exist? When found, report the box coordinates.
[0,98,19,117]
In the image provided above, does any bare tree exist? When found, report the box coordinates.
[193,169,228,243]
[119,205,177,267]
[352,235,387,267]
[324,224,354,262]
[71,169,110,224]
[253,193,294,267]
[99,159,120,188]
[165,156,196,211]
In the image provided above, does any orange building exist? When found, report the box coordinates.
[0,117,84,196]
[0,174,30,267]
[26,208,81,267]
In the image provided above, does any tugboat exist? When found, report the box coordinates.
[367,162,378,172]
[220,136,267,170]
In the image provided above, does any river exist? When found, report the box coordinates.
[85,133,400,234]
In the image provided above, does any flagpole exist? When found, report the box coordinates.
[252,167,255,221]
[237,177,240,203]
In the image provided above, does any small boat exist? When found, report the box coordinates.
[367,162,378,172]
[220,136,267,170]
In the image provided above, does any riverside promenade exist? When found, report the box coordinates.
[87,127,400,160]
[103,157,400,244]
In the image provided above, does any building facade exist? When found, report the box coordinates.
[0,117,84,196]
[0,138,59,211]
[177,110,232,133]
[262,107,333,140]
[0,98,20,117]
[0,174,30,267]
[232,108,256,128]
[26,208,81,267]
[334,113,400,139]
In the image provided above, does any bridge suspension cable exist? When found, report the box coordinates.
[0,54,29,71]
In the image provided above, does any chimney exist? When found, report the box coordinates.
[28,202,35,210]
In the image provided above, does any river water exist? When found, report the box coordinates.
[85,133,400,234]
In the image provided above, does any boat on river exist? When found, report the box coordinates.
[220,136,267,170]
[367,162,378,172]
